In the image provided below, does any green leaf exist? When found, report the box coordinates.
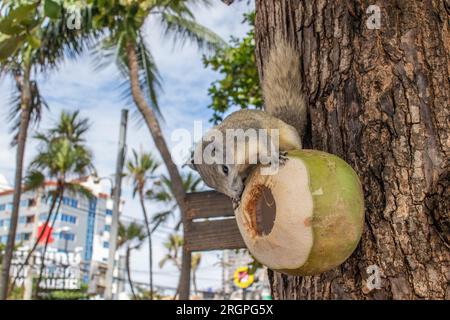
[0,19,25,35]
[44,0,62,19]
[27,34,41,49]
[9,3,37,22]
[0,35,25,60]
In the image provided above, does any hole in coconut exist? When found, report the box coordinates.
[245,184,276,237]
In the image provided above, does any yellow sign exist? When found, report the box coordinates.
[233,266,254,289]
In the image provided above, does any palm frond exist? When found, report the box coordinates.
[23,170,45,192]
[8,79,48,146]
[159,12,226,52]
[151,210,172,232]
[137,32,163,119]
[64,182,95,201]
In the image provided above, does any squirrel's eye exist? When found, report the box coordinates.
[222,165,229,176]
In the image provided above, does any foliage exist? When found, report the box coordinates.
[146,172,202,230]
[126,149,160,198]
[41,284,90,300]
[133,287,163,300]
[7,285,24,300]
[29,110,95,183]
[203,12,262,124]
[159,233,184,270]
[117,221,146,250]
[0,0,97,144]
[89,0,226,117]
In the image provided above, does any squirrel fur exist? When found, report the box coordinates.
[188,40,307,204]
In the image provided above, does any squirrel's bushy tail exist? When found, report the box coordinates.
[262,40,307,136]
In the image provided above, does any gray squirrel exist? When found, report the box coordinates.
[187,40,307,207]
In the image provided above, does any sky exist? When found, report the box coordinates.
[0,1,253,294]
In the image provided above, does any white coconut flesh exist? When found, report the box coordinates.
[235,157,314,270]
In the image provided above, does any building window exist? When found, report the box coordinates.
[0,219,3,227]
[62,197,78,208]
[20,199,30,207]
[6,203,13,211]
[103,242,109,249]
[0,235,7,244]
[0,204,5,211]
[71,199,78,208]
[104,225,111,232]
[105,209,113,216]
[39,213,49,221]
[61,214,77,224]
[19,216,26,224]
[26,216,34,224]
[23,233,31,241]
[60,232,75,241]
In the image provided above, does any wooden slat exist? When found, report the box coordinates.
[185,218,246,252]
[186,191,234,220]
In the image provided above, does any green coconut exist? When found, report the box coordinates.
[235,149,365,276]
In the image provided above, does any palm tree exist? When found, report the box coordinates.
[147,172,202,231]
[159,234,201,299]
[126,149,160,300]
[0,1,96,299]
[159,234,184,271]
[24,111,95,298]
[117,222,146,300]
[89,0,225,298]
[159,233,183,299]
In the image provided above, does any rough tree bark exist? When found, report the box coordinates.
[254,0,449,299]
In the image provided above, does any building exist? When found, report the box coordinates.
[0,175,125,298]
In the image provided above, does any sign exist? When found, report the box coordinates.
[11,247,83,290]
[233,266,254,289]
[37,223,54,244]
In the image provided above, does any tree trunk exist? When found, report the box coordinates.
[34,188,64,299]
[0,63,32,300]
[139,188,153,300]
[126,42,191,299]
[254,0,449,299]
[125,246,137,300]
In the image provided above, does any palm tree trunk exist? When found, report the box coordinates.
[0,63,33,300]
[126,42,191,300]
[34,188,64,299]
[138,188,153,300]
[125,246,137,300]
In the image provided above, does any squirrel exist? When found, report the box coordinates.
[187,39,307,207]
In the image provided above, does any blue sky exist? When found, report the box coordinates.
[0,1,253,293]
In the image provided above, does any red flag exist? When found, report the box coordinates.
[37,223,54,244]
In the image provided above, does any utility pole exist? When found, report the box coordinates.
[104,109,128,300]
